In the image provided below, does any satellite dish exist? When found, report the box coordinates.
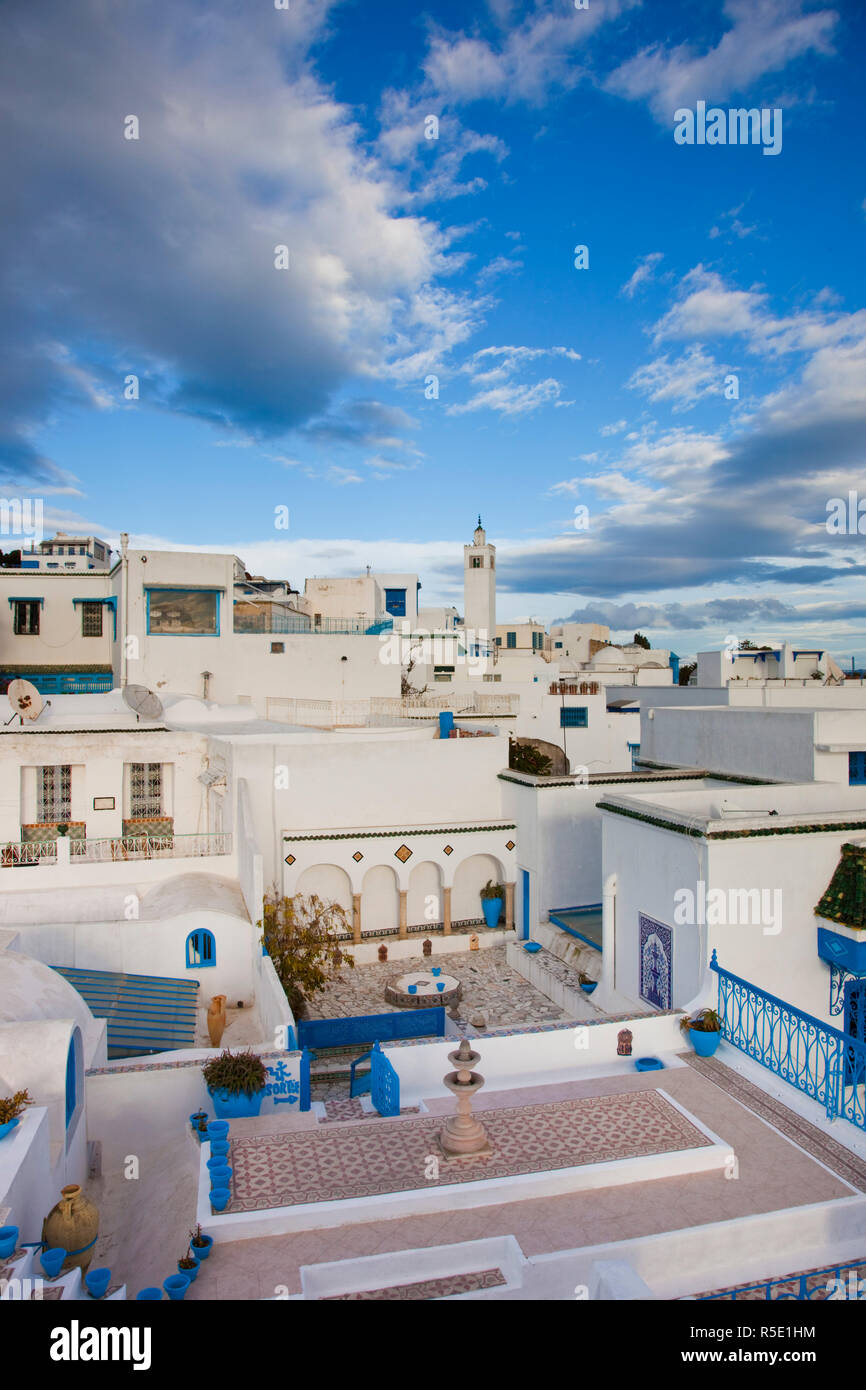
[123,684,164,721]
[7,679,44,722]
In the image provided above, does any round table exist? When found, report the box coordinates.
[385,970,462,1010]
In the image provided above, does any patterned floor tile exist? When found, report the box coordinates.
[223,1090,711,1212]
[322,1267,507,1299]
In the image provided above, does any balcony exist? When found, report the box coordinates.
[2,831,232,867]
[234,611,393,636]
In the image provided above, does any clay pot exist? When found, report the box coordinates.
[207,995,227,1047]
[42,1184,99,1272]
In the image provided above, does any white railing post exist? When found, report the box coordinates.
[56,836,71,868]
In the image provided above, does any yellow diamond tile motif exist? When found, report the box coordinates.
[443,845,454,855]
[352,851,364,862]
[394,844,413,863]
[505,840,515,851]
[284,854,295,865]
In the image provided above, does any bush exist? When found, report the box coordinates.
[509,742,553,776]
[480,879,504,901]
[0,1090,32,1125]
[202,1049,267,1097]
[679,1008,721,1034]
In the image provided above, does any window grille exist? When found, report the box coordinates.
[129,763,162,818]
[39,765,71,821]
[81,601,103,637]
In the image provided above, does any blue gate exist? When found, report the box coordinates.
[370,1042,400,1117]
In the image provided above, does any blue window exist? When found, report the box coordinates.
[186,929,216,968]
[555,641,563,649]
[506,631,516,649]
[65,1034,77,1127]
[560,706,588,728]
[850,752,866,785]
[384,588,406,617]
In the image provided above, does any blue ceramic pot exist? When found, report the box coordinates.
[137,1287,163,1301]
[178,1260,199,1283]
[210,1187,230,1213]
[85,1267,112,1299]
[190,1234,213,1262]
[689,1027,721,1058]
[580,981,598,995]
[0,1225,18,1259]
[206,1120,230,1140]
[436,982,445,992]
[40,1248,67,1279]
[0,1118,20,1143]
[635,1057,664,1072]
[481,898,503,928]
[210,1140,229,1158]
[209,1165,232,1189]
[208,1088,263,1119]
[523,941,541,953]
[163,1274,190,1301]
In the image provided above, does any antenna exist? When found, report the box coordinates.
[7,679,45,723]
[123,684,164,722]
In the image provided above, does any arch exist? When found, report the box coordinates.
[65,1024,84,1146]
[451,852,504,923]
[186,928,216,969]
[361,863,399,936]
[295,864,353,926]
[407,860,443,929]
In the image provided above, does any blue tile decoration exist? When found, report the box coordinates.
[639,913,672,1010]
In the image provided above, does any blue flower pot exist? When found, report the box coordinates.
[210,1187,230,1213]
[190,1234,213,1262]
[209,1166,232,1190]
[580,981,598,995]
[137,1287,163,1300]
[481,898,503,928]
[689,1027,721,1058]
[208,1088,263,1119]
[210,1140,229,1159]
[207,1155,229,1172]
[635,1057,664,1072]
[523,941,541,953]
[178,1260,199,1283]
[40,1247,67,1279]
[163,1274,190,1301]
[206,1120,230,1140]
[85,1267,112,1299]
[0,1226,18,1259]
[0,1118,20,1143]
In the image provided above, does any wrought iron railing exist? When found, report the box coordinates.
[711,950,866,1129]
[234,612,393,636]
[74,832,232,862]
[1,840,57,866]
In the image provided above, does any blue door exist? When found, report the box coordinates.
[521,869,530,940]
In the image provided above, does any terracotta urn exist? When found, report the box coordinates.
[207,995,227,1047]
[42,1184,99,1272]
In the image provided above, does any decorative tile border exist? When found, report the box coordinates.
[284,824,516,842]
[322,1268,506,1299]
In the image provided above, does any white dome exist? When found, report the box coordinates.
[0,948,95,1029]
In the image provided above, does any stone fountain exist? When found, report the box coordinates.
[438,1039,492,1158]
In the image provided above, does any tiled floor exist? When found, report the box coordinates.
[224,1091,711,1212]
[318,1097,420,1124]
[305,945,566,1028]
[184,1062,856,1300]
[322,1268,507,1299]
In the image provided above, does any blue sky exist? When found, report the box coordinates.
[4,0,866,660]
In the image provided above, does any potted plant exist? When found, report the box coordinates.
[189,1109,209,1140]
[202,1049,267,1119]
[178,1244,199,1284]
[189,1224,213,1262]
[480,879,504,928]
[0,1089,31,1141]
[578,971,598,995]
[680,1007,722,1057]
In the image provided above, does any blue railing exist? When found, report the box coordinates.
[696,1260,866,1300]
[1,671,113,694]
[298,1007,445,1051]
[711,951,866,1129]
[299,1047,311,1111]
[370,1041,400,1117]
[349,1049,373,1098]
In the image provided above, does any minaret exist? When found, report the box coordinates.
[463,516,496,655]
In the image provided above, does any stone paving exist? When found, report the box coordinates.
[322,1268,507,1299]
[304,945,566,1029]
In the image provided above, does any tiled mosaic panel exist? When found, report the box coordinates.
[224,1091,711,1211]
[322,1268,507,1299]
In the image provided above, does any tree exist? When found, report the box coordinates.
[678,662,697,686]
[259,891,353,1015]
[401,655,427,698]
[632,632,651,650]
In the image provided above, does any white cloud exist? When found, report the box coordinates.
[600,419,627,436]
[628,346,726,412]
[621,252,663,298]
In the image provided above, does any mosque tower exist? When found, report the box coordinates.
[463,516,496,655]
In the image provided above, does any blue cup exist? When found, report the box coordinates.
[408,984,417,994]
[436,982,445,992]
